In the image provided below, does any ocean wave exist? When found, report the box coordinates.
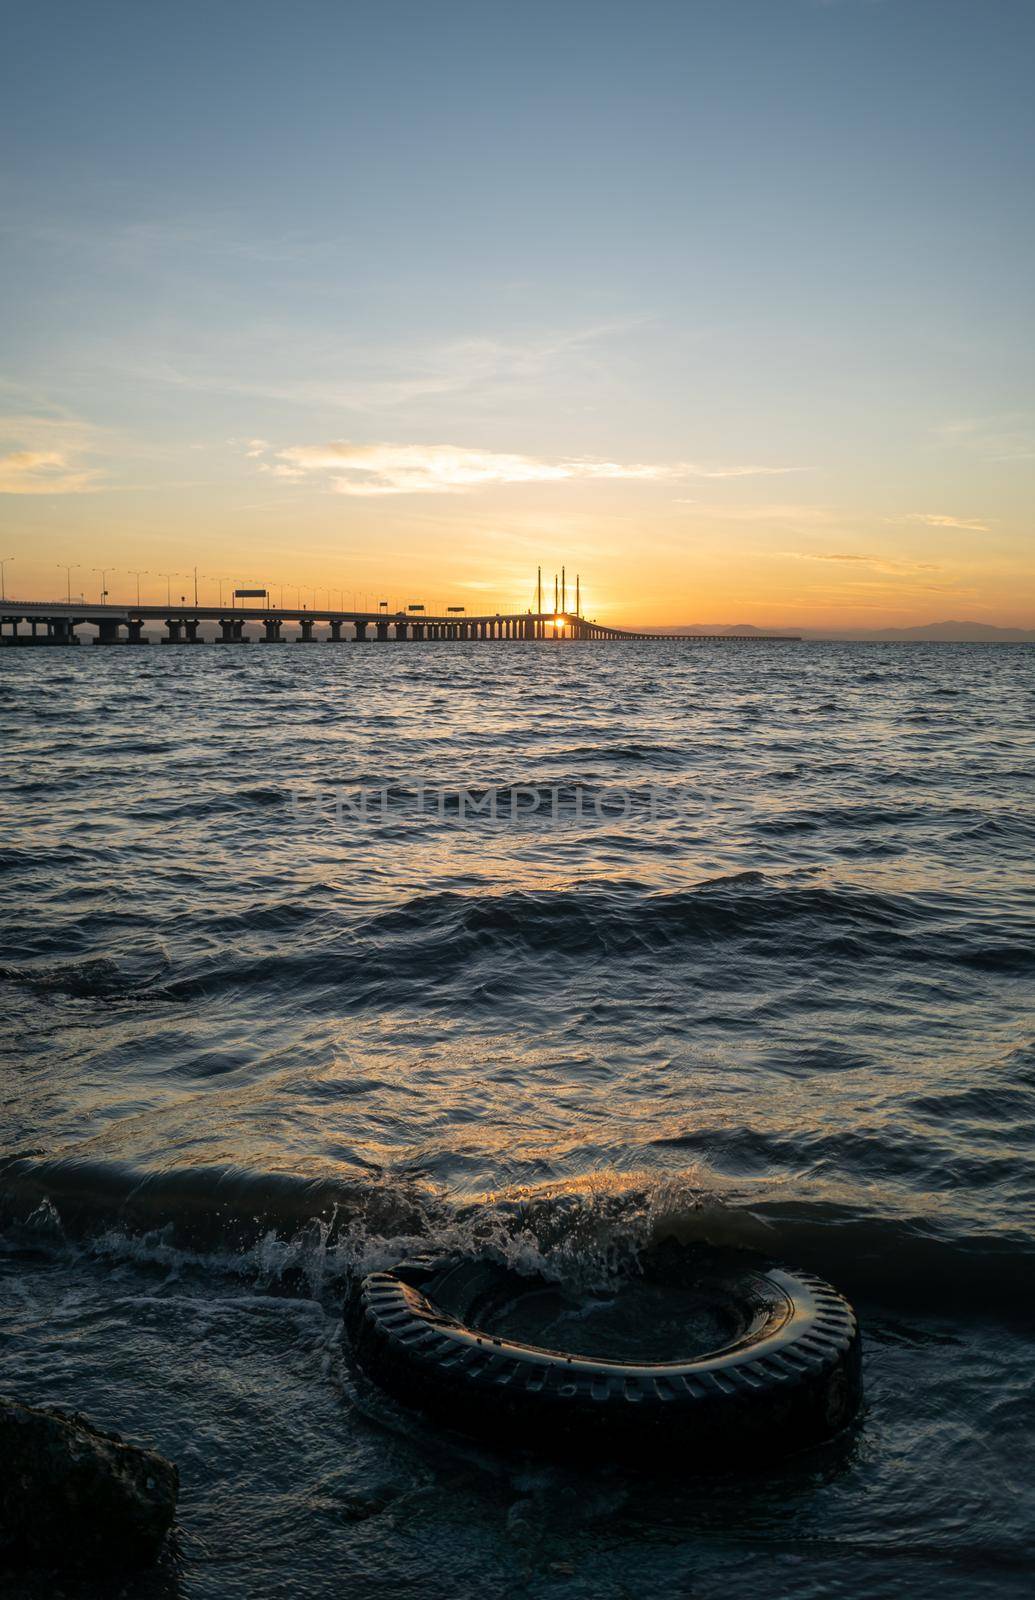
[12,881,981,1009]
[0,948,171,999]
[1,1156,1030,1320]
[0,955,137,999]
[5,881,1031,1016]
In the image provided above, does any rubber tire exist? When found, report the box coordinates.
[344,1245,863,1464]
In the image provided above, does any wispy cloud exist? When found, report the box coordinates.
[671,500,826,522]
[124,318,654,419]
[781,549,943,575]
[266,442,679,495]
[679,464,803,480]
[0,415,103,494]
[899,512,989,532]
[250,440,802,496]
[934,415,1035,462]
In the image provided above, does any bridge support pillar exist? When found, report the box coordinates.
[161,618,183,644]
[216,617,244,643]
[261,616,284,643]
[328,619,343,642]
[47,617,77,645]
[94,618,121,645]
[375,620,390,641]
[183,618,202,644]
[297,618,316,643]
[411,621,425,640]
[395,619,409,640]
[353,620,368,641]
[126,618,149,645]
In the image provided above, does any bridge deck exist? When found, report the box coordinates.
[0,600,800,644]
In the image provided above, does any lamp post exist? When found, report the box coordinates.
[56,563,80,603]
[0,556,14,601]
[127,569,148,607]
[92,567,113,604]
[158,573,179,607]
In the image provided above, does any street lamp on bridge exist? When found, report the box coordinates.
[56,563,80,603]
[92,567,113,604]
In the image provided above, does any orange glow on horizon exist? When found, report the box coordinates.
[2,494,1033,633]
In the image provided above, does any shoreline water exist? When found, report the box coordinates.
[3,639,1033,1595]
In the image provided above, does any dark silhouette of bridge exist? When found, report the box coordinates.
[0,567,800,646]
[0,598,800,647]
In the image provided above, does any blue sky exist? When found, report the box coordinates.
[1,0,1033,623]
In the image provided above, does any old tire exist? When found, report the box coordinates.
[344,1245,862,1464]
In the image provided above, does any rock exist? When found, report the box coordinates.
[0,1397,178,1573]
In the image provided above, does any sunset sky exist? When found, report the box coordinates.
[1,0,1033,628]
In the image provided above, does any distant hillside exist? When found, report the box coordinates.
[656,621,1034,642]
[661,624,782,636]
[809,621,1035,642]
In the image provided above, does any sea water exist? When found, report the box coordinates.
[1,640,1033,1597]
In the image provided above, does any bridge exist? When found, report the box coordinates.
[0,600,800,646]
